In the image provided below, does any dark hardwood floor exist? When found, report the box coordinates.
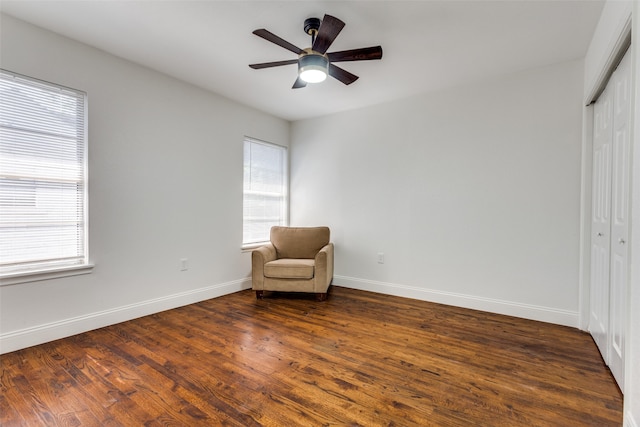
[1,286,622,426]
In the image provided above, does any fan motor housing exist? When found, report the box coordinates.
[299,53,328,69]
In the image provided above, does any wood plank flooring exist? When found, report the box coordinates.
[1,286,622,426]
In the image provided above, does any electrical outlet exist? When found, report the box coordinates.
[377,252,384,264]
[180,258,188,271]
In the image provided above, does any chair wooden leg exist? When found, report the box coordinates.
[315,293,327,302]
[256,291,264,299]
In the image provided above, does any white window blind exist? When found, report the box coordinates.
[243,137,288,246]
[0,70,88,276]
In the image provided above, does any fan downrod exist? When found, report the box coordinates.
[304,17,321,44]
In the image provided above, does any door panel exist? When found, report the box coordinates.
[607,49,631,389]
[589,48,630,390]
[589,84,612,361]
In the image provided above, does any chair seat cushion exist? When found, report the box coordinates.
[264,259,315,279]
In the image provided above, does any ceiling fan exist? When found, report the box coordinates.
[249,14,383,89]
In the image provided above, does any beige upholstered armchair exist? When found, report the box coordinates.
[252,226,334,301]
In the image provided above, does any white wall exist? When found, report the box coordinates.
[291,59,584,326]
[0,14,289,353]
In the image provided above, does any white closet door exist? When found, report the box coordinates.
[589,48,631,390]
[608,50,631,389]
[590,83,612,361]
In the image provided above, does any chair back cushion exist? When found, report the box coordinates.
[270,226,330,259]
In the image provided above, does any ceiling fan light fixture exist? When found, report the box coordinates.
[250,14,382,88]
[299,54,328,83]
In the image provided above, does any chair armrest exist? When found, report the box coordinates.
[314,243,334,291]
[252,244,276,290]
[253,243,276,264]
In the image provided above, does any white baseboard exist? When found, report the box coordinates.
[626,411,638,427]
[334,275,579,328]
[0,278,252,354]
[1,275,581,354]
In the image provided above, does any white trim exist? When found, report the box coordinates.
[585,13,632,104]
[0,264,94,286]
[0,277,251,354]
[241,242,269,251]
[334,276,579,328]
[0,69,90,277]
[242,136,289,247]
[625,1,640,420]
[578,104,594,331]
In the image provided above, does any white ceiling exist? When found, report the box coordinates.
[1,1,604,121]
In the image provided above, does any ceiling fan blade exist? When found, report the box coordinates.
[328,64,359,85]
[312,14,345,54]
[328,46,383,62]
[292,77,307,89]
[249,59,299,69]
[252,29,304,55]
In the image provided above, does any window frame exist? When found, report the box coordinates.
[242,136,289,249]
[0,69,92,285]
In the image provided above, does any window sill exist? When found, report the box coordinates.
[0,264,95,286]
[241,242,269,252]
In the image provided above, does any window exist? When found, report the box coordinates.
[0,70,89,279]
[243,137,288,247]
